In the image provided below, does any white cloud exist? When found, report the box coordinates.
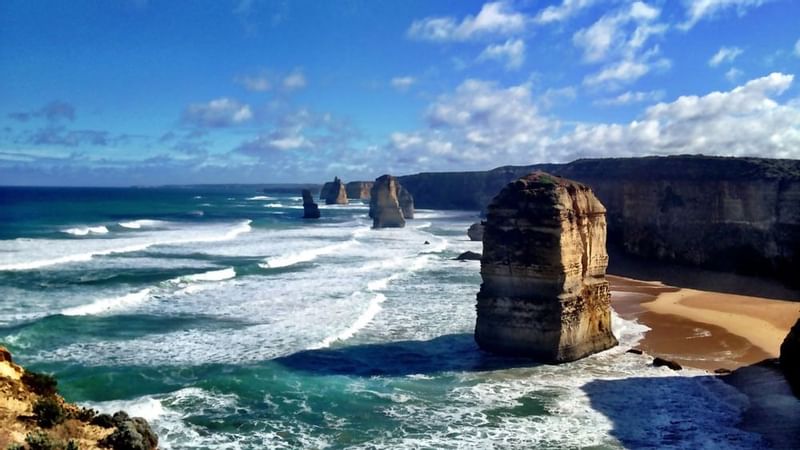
[795,38,800,57]
[572,1,665,63]
[535,0,597,24]
[708,46,743,66]
[477,39,525,70]
[680,0,771,30]
[283,70,307,90]
[583,49,670,87]
[183,98,253,127]
[391,76,416,91]
[725,67,743,82]
[235,73,271,92]
[595,90,665,106]
[407,2,527,42]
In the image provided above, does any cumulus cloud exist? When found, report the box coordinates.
[391,76,416,91]
[384,73,800,172]
[583,48,670,87]
[534,0,597,24]
[282,70,307,90]
[182,98,253,127]
[477,38,525,69]
[595,90,665,106]
[680,0,771,30]
[708,46,743,66]
[8,100,76,122]
[407,1,527,42]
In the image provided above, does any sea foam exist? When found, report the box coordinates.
[62,225,109,236]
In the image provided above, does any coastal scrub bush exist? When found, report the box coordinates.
[32,396,67,428]
[71,407,96,422]
[21,371,58,396]
[24,432,57,450]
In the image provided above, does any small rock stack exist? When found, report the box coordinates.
[301,189,320,219]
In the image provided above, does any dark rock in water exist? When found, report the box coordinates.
[626,348,643,355]
[323,177,348,205]
[424,241,430,245]
[301,189,320,219]
[455,251,482,261]
[346,181,374,200]
[100,414,159,450]
[369,175,406,228]
[398,185,415,219]
[467,222,484,241]
[475,172,618,362]
[653,357,683,371]
[714,368,733,374]
[780,318,800,396]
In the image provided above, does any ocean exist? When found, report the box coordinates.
[0,186,764,449]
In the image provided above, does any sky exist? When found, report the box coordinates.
[1,0,800,186]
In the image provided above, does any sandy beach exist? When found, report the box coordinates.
[609,275,800,371]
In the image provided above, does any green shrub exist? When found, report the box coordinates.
[32,396,66,428]
[21,371,58,396]
[72,407,96,422]
[7,443,25,450]
[65,441,79,450]
[24,432,57,450]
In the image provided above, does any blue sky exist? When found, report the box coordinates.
[1,0,799,185]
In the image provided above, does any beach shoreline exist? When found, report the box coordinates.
[609,275,800,372]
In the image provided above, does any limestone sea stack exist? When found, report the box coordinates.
[398,185,415,219]
[369,175,408,228]
[301,189,320,219]
[467,222,484,241]
[324,177,348,205]
[346,181,374,200]
[475,172,618,362]
[780,318,800,396]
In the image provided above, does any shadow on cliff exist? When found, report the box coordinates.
[273,333,538,377]
[607,246,800,301]
[582,361,800,449]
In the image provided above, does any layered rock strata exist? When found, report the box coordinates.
[781,319,800,396]
[346,181,374,200]
[475,172,618,362]
[323,177,348,205]
[301,189,320,219]
[369,175,407,228]
[398,156,800,285]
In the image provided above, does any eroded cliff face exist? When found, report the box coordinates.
[324,177,348,205]
[475,172,618,362]
[346,181,373,200]
[369,175,406,228]
[399,156,800,284]
[398,186,415,219]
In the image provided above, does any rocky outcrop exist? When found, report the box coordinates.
[369,175,406,228]
[399,156,800,286]
[456,251,482,261]
[346,181,373,200]
[475,172,618,362]
[0,346,158,449]
[780,319,800,396]
[323,177,348,205]
[301,189,320,219]
[467,222,484,241]
[398,185,415,219]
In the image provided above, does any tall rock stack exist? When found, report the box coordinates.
[780,319,800,396]
[475,172,618,362]
[324,177,348,205]
[369,175,411,228]
[301,189,320,219]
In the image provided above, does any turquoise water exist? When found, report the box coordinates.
[0,186,764,449]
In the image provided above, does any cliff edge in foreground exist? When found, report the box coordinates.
[0,347,157,450]
[475,172,618,361]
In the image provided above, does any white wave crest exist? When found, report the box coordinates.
[61,288,152,316]
[246,195,274,200]
[119,219,166,229]
[610,309,651,348]
[62,225,109,236]
[181,267,236,282]
[309,294,386,349]
[260,240,356,269]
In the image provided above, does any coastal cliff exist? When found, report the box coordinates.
[399,156,800,284]
[0,347,157,449]
[346,181,373,200]
[475,172,618,361]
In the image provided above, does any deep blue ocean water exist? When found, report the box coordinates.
[0,186,764,449]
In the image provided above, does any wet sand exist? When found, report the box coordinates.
[609,275,800,371]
